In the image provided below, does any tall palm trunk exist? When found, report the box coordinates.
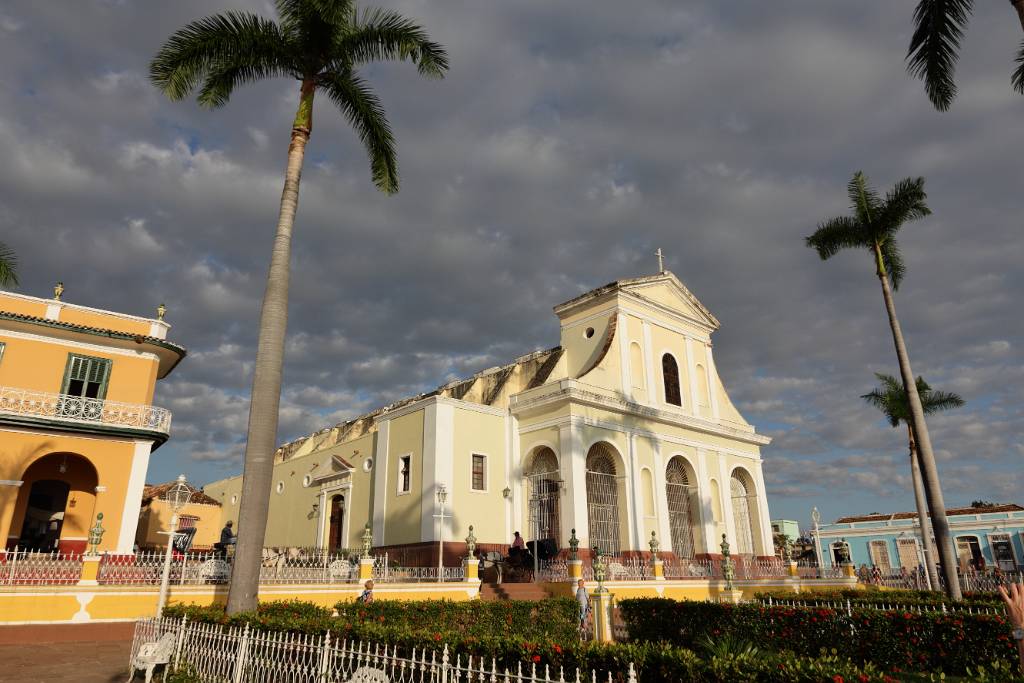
[226,81,314,614]
[1013,0,1024,31]
[907,424,939,590]
[874,244,962,601]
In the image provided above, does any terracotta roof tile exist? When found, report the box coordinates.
[835,503,1023,524]
[143,481,221,507]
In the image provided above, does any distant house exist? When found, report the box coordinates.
[135,482,223,552]
[771,519,800,541]
[815,504,1024,572]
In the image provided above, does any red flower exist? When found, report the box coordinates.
[832,676,844,683]
[553,645,562,654]
[433,632,441,641]
[532,655,541,663]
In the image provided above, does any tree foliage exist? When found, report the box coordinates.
[861,372,965,429]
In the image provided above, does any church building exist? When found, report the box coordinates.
[205,269,773,563]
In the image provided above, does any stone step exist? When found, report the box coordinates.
[479,582,551,601]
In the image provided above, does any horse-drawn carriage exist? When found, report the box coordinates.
[478,538,559,583]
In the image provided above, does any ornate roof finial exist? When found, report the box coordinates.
[53,281,64,301]
[655,248,665,273]
[157,303,166,321]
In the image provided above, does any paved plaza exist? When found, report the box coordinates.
[0,623,134,682]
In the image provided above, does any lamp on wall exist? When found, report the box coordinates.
[502,485,511,499]
[58,454,68,474]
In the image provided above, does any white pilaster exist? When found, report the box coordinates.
[684,337,699,414]
[642,321,656,405]
[420,402,439,542]
[371,420,390,545]
[651,441,671,551]
[718,456,735,552]
[753,461,774,555]
[628,433,643,549]
[617,313,631,397]
[695,449,717,554]
[506,414,520,543]
[705,344,721,420]
[436,401,455,541]
[315,490,327,549]
[116,440,153,554]
[559,421,587,548]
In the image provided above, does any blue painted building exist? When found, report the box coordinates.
[814,504,1024,572]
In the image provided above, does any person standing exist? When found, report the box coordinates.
[576,579,590,631]
[215,520,236,557]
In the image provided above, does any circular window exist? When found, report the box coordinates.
[302,474,312,488]
[276,481,284,494]
[230,495,237,505]
[584,327,595,339]
[363,458,373,473]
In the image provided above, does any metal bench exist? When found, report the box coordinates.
[128,632,176,683]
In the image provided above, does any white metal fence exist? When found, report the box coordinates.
[856,569,1024,593]
[131,616,637,683]
[0,549,83,585]
[759,596,1006,616]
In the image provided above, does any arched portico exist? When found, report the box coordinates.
[10,452,99,552]
[729,466,763,556]
[665,455,702,559]
[585,441,628,554]
[523,446,561,548]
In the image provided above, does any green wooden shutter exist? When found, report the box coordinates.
[61,354,112,399]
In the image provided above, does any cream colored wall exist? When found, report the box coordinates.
[384,409,424,546]
[137,500,222,550]
[623,314,648,403]
[451,407,506,545]
[649,324,692,411]
[558,305,617,382]
[633,436,658,542]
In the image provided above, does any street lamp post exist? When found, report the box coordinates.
[811,506,824,578]
[436,484,448,582]
[156,474,192,615]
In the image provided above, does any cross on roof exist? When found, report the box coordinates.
[656,248,665,273]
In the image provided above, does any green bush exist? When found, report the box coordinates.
[617,598,1019,676]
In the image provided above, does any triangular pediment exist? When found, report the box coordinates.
[619,273,720,330]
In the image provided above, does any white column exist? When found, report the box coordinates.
[371,420,391,545]
[651,441,671,551]
[506,414,520,543]
[617,313,631,398]
[559,421,587,548]
[315,490,327,549]
[705,344,721,420]
[718,456,735,552]
[627,433,642,549]
[752,460,774,556]
[642,321,656,406]
[437,402,455,541]
[420,402,439,542]
[684,337,699,414]
[695,449,716,554]
[116,440,153,553]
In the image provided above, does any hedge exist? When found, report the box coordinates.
[159,600,958,682]
[618,598,1018,676]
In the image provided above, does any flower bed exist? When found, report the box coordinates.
[159,600,969,682]
[618,598,1018,676]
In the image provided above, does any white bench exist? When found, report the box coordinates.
[128,632,176,683]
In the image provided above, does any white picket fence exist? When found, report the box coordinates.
[759,596,1006,616]
[131,616,637,683]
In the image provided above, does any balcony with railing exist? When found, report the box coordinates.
[0,386,172,435]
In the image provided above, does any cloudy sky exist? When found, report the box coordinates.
[1,1,1021,529]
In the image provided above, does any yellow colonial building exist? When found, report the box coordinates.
[206,271,773,564]
[0,286,185,554]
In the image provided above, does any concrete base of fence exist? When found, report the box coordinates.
[720,588,744,604]
[567,560,583,582]
[77,555,101,587]
[591,590,615,642]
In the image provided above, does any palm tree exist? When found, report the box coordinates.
[862,373,964,590]
[906,0,1024,111]
[150,0,448,614]
[806,171,963,600]
[0,241,17,287]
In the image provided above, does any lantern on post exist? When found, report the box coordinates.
[156,475,192,615]
[465,525,477,557]
[87,512,105,555]
[721,533,735,591]
[361,523,373,557]
[568,528,580,561]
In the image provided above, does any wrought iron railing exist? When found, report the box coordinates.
[759,595,1005,616]
[131,616,636,683]
[0,386,172,433]
[0,549,84,585]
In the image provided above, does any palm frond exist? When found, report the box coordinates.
[861,388,903,427]
[847,171,882,225]
[879,238,906,290]
[339,8,449,77]
[878,177,931,235]
[150,12,293,103]
[322,70,398,193]
[276,0,353,30]
[862,373,906,427]
[805,215,865,260]
[1013,39,1024,95]
[906,0,973,111]
[0,241,18,287]
[920,388,965,413]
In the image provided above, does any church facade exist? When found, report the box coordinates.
[205,271,773,562]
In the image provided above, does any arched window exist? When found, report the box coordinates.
[730,472,755,555]
[665,457,697,559]
[586,443,620,554]
[527,448,560,544]
[662,354,682,406]
[629,343,645,390]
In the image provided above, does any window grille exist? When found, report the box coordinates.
[398,455,411,493]
[662,354,682,406]
[586,443,620,554]
[471,454,485,491]
[896,538,919,569]
[869,540,892,570]
[665,457,696,558]
[527,448,560,543]
[730,474,754,555]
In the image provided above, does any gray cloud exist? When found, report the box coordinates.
[0,0,1020,525]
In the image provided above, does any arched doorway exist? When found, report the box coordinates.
[526,447,560,546]
[328,494,345,551]
[730,470,756,555]
[585,442,621,554]
[12,452,99,553]
[665,456,698,559]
